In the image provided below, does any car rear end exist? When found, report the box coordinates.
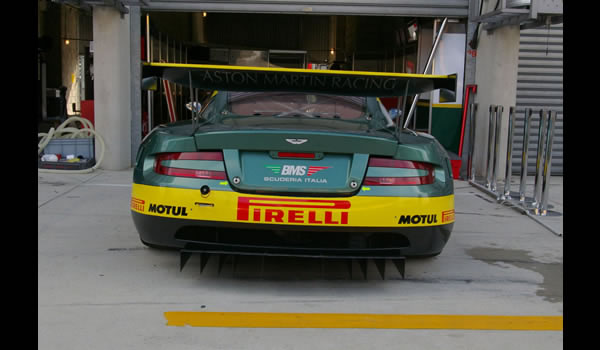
[131,92,454,258]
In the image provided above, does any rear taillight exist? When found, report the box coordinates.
[157,152,223,161]
[154,152,226,179]
[364,157,434,186]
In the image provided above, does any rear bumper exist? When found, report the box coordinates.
[132,211,453,257]
[131,183,454,256]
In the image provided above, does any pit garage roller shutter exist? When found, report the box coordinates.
[143,0,469,17]
[511,23,563,175]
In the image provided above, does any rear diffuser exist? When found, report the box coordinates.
[177,241,406,280]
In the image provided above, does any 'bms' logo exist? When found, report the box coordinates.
[266,165,330,176]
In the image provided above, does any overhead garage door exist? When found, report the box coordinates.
[142,0,469,17]
[512,24,563,175]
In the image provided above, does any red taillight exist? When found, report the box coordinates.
[365,157,434,186]
[156,167,226,179]
[157,152,223,161]
[363,176,432,186]
[277,152,316,159]
[154,152,226,179]
[368,157,429,170]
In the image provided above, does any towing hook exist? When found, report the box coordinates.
[200,185,210,196]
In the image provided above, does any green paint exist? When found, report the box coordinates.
[265,165,282,174]
[415,104,463,154]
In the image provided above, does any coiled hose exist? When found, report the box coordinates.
[38,116,105,174]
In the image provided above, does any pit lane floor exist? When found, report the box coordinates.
[38,169,563,349]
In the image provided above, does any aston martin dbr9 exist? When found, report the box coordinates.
[131,64,456,261]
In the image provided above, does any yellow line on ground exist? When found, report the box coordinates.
[164,312,563,331]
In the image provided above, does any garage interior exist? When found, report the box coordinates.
[39,8,465,130]
[142,12,468,142]
[38,0,472,169]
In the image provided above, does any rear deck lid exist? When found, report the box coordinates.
[223,149,369,196]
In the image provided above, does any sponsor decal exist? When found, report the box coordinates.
[442,209,455,223]
[237,196,350,225]
[265,165,331,183]
[131,183,454,227]
[264,176,303,183]
[396,210,455,225]
[397,214,438,225]
[263,177,328,184]
[282,165,306,176]
[266,165,330,176]
[131,197,145,212]
[265,165,282,175]
[148,203,189,217]
[306,166,330,176]
[192,69,419,95]
[263,176,327,183]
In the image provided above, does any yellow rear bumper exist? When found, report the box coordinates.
[131,183,454,228]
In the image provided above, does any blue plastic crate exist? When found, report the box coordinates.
[43,138,95,159]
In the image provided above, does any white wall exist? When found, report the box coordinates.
[473,23,520,181]
[92,7,132,170]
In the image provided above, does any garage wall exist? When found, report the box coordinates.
[302,15,332,63]
[203,14,419,68]
[145,0,469,17]
[184,14,330,66]
[511,23,563,175]
[205,13,305,51]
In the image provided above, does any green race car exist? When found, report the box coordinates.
[131,63,457,275]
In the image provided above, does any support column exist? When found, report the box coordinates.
[92,6,132,170]
[473,23,520,180]
[460,3,479,179]
[130,6,141,167]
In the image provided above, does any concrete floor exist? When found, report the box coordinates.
[38,169,563,349]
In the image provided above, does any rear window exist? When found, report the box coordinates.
[227,92,366,120]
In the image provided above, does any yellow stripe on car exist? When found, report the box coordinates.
[131,183,454,227]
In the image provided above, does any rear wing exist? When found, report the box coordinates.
[142,62,457,102]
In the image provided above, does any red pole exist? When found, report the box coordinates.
[163,80,177,123]
[458,85,477,157]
